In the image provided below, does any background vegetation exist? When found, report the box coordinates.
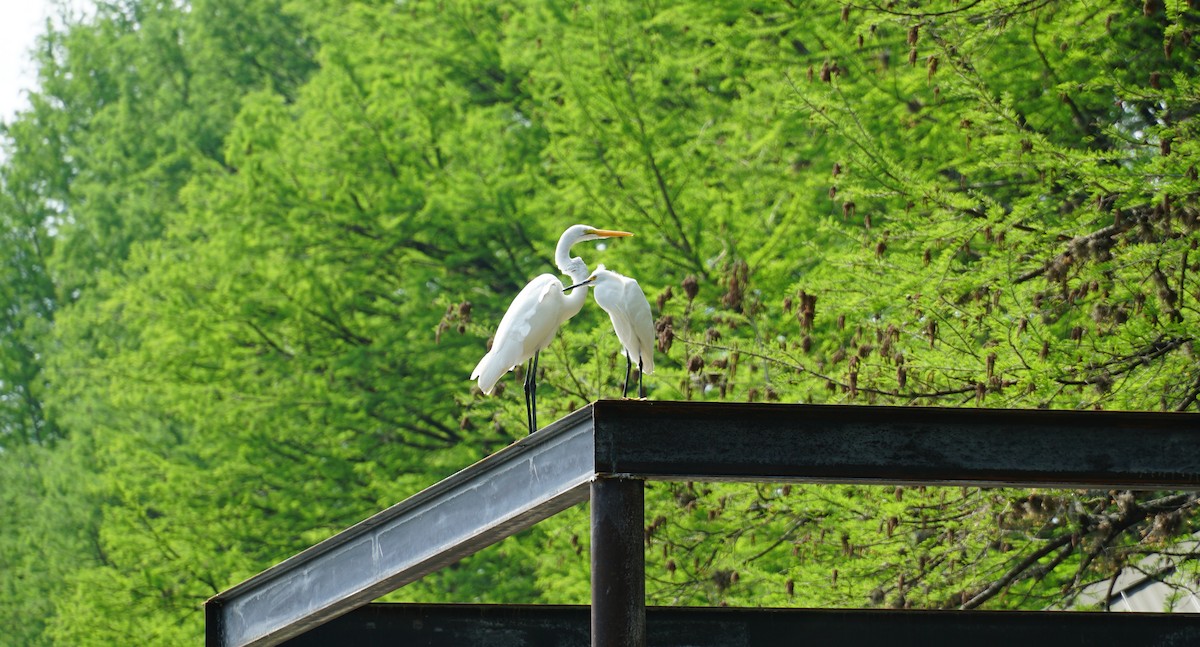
[2,0,1198,644]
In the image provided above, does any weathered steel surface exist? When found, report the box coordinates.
[590,477,646,647]
[283,603,1200,646]
[206,408,596,647]
[593,400,1200,488]
[210,401,1200,647]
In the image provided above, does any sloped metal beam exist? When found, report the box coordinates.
[206,407,596,647]
[592,401,1200,489]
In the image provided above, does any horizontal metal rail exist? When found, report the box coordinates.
[206,407,596,647]
[283,603,1200,647]
[592,401,1200,488]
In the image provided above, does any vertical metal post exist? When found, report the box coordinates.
[590,476,645,647]
[205,600,224,647]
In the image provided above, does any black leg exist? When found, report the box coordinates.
[622,352,632,399]
[523,356,535,435]
[638,356,645,399]
[530,351,540,433]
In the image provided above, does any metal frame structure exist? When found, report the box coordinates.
[206,401,1200,647]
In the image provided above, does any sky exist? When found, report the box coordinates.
[0,1,56,124]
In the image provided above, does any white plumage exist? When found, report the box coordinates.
[568,264,655,397]
[471,274,575,395]
[471,225,633,433]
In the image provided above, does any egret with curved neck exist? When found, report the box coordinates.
[472,225,633,434]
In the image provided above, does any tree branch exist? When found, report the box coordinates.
[960,531,1075,609]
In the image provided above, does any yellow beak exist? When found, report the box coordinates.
[587,229,634,238]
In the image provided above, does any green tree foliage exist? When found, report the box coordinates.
[1,0,1198,643]
[1,0,317,643]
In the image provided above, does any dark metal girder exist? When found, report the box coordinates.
[590,477,645,647]
[592,400,1200,488]
[283,603,1200,647]
[209,401,1200,647]
[206,408,596,647]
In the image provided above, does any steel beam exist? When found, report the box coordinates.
[592,401,1200,488]
[590,477,646,647]
[283,603,1200,646]
[206,408,596,647]
[210,401,1200,647]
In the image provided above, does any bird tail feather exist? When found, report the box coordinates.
[640,350,655,375]
[472,346,521,395]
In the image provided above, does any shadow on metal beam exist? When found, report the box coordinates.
[283,603,1200,647]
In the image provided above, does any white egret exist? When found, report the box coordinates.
[471,225,633,434]
[564,264,655,398]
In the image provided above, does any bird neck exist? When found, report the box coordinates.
[556,229,591,322]
[560,270,590,321]
[555,230,582,275]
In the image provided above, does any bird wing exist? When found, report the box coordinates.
[622,277,656,374]
[472,274,567,393]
